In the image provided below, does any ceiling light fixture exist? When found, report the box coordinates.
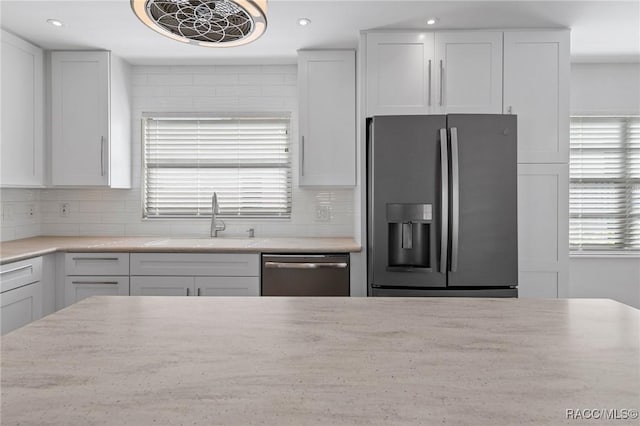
[47,19,64,27]
[298,18,311,26]
[426,18,438,25]
[130,0,268,47]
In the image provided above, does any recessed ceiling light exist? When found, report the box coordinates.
[298,18,311,26]
[47,19,64,27]
[426,18,438,26]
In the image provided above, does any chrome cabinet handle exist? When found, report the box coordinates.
[439,60,444,106]
[71,281,118,285]
[428,59,432,106]
[301,136,305,177]
[72,257,120,261]
[450,127,460,273]
[0,264,33,276]
[264,262,348,269]
[439,128,449,274]
[100,136,105,176]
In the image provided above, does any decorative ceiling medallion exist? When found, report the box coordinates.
[130,0,267,47]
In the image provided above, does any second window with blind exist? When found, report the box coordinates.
[143,116,292,219]
[570,116,640,251]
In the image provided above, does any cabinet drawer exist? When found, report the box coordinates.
[65,253,129,276]
[64,276,130,306]
[1,257,43,293]
[1,281,43,335]
[130,253,259,277]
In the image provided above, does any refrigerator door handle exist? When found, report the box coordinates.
[450,127,460,272]
[439,128,449,274]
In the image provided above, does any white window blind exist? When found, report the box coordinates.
[570,116,640,251]
[143,116,291,219]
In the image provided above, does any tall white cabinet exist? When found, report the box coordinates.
[503,30,570,298]
[0,30,44,187]
[361,29,570,298]
[50,51,132,188]
[298,50,356,186]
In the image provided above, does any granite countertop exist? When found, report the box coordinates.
[2,296,638,425]
[0,236,361,264]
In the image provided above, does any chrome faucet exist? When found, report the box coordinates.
[210,192,226,237]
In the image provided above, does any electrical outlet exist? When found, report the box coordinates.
[315,205,331,222]
[27,204,35,218]
[59,203,70,217]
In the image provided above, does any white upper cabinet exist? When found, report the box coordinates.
[365,31,503,116]
[298,50,356,186]
[503,31,570,163]
[434,32,503,114]
[366,32,435,116]
[1,30,44,187]
[51,51,131,187]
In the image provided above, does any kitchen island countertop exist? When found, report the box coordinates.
[1,296,638,425]
[0,236,361,264]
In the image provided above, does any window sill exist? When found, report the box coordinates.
[570,251,640,259]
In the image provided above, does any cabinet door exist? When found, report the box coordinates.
[366,32,435,116]
[0,30,44,187]
[504,31,570,163]
[64,276,129,306]
[51,51,110,186]
[195,276,260,296]
[517,164,569,298]
[298,50,356,186]
[130,276,194,296]
[1,282,42,335]
[434,32,503,114]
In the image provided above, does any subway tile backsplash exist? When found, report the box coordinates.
[0,64,354,242]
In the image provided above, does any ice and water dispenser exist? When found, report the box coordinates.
[387,204,432,270]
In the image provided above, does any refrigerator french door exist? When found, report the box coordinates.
[367,114,518,297]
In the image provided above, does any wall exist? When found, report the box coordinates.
[0,64,354,240]
[569,62,640,308]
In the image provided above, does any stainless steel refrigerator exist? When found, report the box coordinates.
[367,114,518,297]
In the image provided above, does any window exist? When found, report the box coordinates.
[569,116,640,251]
[143,116,291,219]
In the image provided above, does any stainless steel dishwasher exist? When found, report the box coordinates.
[261,254,350,296]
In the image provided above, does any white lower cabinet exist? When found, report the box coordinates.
[130,253,260,297]
[1,282,43,335]
[0,257,44,335]
[63,253,130,306]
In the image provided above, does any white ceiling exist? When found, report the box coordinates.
[1,0,638,64]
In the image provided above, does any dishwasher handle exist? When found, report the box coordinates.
[264,262,348,270]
